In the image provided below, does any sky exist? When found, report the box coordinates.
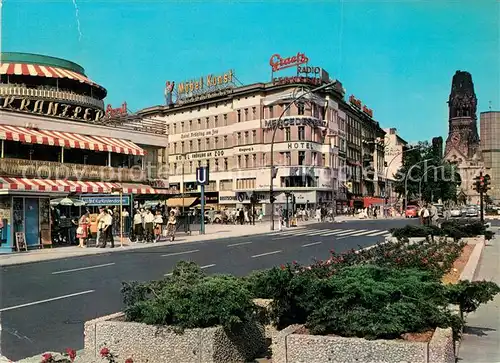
[2,0,499,142]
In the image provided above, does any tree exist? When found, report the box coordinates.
[393,141,459,204]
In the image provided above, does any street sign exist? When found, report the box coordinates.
[196,166,210,185]
[81,195,130,206]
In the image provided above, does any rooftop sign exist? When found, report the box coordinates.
[176,70,235,104]
[269,52,309,72]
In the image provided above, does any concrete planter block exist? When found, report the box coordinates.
[84,312,266,363]
[273,325,455,363]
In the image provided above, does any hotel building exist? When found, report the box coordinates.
[480,111,500,201]
[139,66,387,212]
[0,52,169,253]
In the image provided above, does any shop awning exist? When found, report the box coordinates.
[0,62,102,89]
[166,197,197,208]
[0,124,145,156]
[0,177,119,193]
[120,184,171,195]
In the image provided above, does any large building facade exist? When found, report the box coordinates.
[0,52,169,253]
[480,111,500,201]
[140,61,386,213]
[444,70,483,205]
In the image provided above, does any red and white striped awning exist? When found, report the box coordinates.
[0,177,119,193]
[0,62,101,88]
[0,124,145,156]
[121,184,172,195]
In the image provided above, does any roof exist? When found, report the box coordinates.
[0,124,145,156]
[1,52,86,74]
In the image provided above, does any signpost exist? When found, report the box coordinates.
[196,166,210,234]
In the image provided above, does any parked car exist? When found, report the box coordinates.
[405,205,419,218]
[450,209,462,217]
[466,207,479,218]
[204,210,224,224]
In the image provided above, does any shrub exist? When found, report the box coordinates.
[445,280,500,314]
[390,225,442,239]
[122,261,256,331]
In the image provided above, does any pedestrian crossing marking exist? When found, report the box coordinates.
[366,230,389,236]
[307,229,341,235]
[323,229,354,236]
[270,228,391,239]
[335,229,367,236]
[351,230,378,236]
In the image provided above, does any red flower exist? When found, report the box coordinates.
[125,359,134,363]
[280,264,285,270]
[41,353,53,363]
[292,260,297,265]
[100,347,110,357]
[66,348,77,361]
[421,258,428,264]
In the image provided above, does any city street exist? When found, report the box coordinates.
[0,218,415,360]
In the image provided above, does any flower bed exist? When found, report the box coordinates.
[442,244,474,285]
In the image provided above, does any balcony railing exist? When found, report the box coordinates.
[0,157,156,182]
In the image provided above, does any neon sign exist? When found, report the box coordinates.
[349,95,362,109]
[105,102,128,118]
[269,52,309,72]
[362,105,373,118]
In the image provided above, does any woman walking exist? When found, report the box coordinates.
[166,210,177,241]
[154,210,164,242]
[76,212,90,248]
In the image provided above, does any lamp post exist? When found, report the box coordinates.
[269,81,336,231]
[404,158,432,208]
[111,187,124,248]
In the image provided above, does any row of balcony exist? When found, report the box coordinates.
[0,85,105,109]
[0,157,158,182]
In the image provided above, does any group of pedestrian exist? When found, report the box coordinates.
[419,204,439,226]
[132,207,177,243]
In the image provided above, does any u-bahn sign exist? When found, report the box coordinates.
[196,166,210,185]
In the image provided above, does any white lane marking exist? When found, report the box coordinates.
[302,241,322,247]
[322,229,354,236]
[227,242,252,247]
[336,229,367,236]
[351,230,379,236]
[51,263,116,275]
[161,249,200,257]
[306,229,337,235]
[164,263,216,276]
[251,250,282,258]
[366,230,389,236]
[0,290,95,312]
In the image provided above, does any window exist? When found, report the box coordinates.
[214,115,218,127]
[252,107,256,118]
[244,108,249,121]
[180,122,184,132]
[312,152,317,165]
[299,151,306,165]
[214,159,219,172]
[198,118,201,127]
[322,153,326,166]
[173,142,177,153]
[252,130,257,143]
[285,152,291,166]
[198,160,201,167]
[237,109,241,122]
[244,131,249,144]
[298,103,305,115]
[181,141,185,153]
[224,158,228,171]
[220,179,232,190]
[298,126,305,140]
[206,117,209,128]
[197,139,202,151]
[237,155,241,168]
[285,127,291,141]
[223,114,228,126]
[166,124,170,134]
[173,163,177,175]
[269,106,274,118]
[189,120,192,130]
[173,123,177,134]
[223,135,228,147]
[252,154,257,167]
[237,132,241,145]
[244,155,249,168]
[206,138,210,150]
[189,161,193,173]
[262,153,266,166]
[189,140,193,150]
[214,137,219,148]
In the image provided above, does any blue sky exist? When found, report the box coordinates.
[2,0,499,142]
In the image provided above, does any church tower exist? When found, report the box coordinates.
[444,70,480,158]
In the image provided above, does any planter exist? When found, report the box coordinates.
[84,312,266,363]
[272,325,455,363]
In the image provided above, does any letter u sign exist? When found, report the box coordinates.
[196,167,210,185]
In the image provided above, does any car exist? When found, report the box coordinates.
[466,207,479,218]
[405,205,419,218]
[450,209,461,217]
[204,210,224,224]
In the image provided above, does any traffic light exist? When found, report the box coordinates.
[270,194,276,204]
[474,173,491,194]
[250,192,258,205]
[292,195,296,205]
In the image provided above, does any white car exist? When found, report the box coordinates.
[466,208,479,218]
[450,209,461,217]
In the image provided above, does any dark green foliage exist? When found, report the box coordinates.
[445,280,500,314]
[390,225,441,239]
[121,261,256,332]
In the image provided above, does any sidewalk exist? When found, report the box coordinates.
[0,221,312,266]
[458,230,500,363]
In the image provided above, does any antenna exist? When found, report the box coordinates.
[489,101,492,111]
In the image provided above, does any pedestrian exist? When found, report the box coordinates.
[76,211,90,248]
[166,210,177,241]
[154,210,163,242]
[239,209,244,225]
[132,209,143,242]
[143,209,155,242]
[257,208,264,222]
[99,209,114,248]
[95,207,106,247]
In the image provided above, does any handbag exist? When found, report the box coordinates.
[76,227,84,235]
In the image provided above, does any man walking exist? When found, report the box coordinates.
[143,208,155,243]
[100,208,114,248]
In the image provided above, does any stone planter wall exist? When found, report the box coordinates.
[272,325,455,363]
[84,312,266,363]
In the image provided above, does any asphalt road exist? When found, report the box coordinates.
[0,218,417,360]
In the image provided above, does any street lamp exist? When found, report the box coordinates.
[269,81,336,231]
[111,187,124,248]
[404,158,432,208]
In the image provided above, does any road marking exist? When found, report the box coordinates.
[366,230,389,236]
[251,250,282,258]
[0,290,95,312]
[351,230,379,236]
[302,241,322,247]
[384,233,392,237]
[272,236,291,240]
[323,229,354,236]
[51,263,116,275]
[227,242,252,247]
[307,229,337,235]
[335,229,366,236]
[161,249,200,257]
[165,264,216,276]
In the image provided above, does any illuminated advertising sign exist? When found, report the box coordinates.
[176,70,235,104]
[269,52,309,72]
[105,102,128,118]
[349,95,362,109]
[262,116,327,129]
